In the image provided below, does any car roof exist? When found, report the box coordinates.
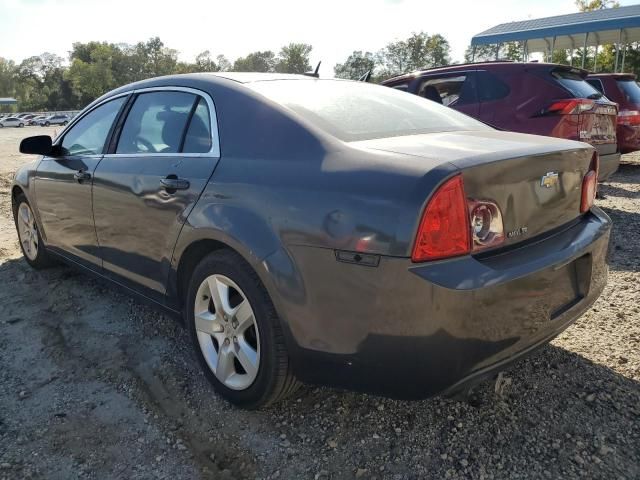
[204,72,316,83]
[382,62,588,84]
[587,72,637,80]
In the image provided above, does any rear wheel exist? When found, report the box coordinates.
[62,121,68,126]
[44,121,50,127]
[13,194,55,269]
[186,250,299,409]
[18,123,24,128]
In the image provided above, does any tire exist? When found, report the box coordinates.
[44,121,50,127]
[19,123,24,128]
[62,121,68,126]
[12,193,55,269]
[186,249,299,409]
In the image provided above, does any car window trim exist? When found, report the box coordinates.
[103,86,220,159]
[178,96,201,153]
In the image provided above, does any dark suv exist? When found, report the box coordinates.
[382,62,620,181]
[587,73,640,154]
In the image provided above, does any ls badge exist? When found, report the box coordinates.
[540,171,559,188]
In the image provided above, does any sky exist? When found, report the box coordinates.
[0,0,638,76]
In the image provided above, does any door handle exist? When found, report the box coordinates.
[160,177,190,191]
[73,170,91,182]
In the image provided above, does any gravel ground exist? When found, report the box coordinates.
[0,126,638,480]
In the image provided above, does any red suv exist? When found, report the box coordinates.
[586,73,640,154]
[382,62,620,181]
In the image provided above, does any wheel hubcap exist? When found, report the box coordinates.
[17,203,38,261]
[194,274,260,390]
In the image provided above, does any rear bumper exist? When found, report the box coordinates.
[598,151,620,181]
[277,209,611,399]
[618,124,640,154]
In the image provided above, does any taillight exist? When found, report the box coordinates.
[412,176,505,262]
[543,99,595,115]
[618,110,640,126]
[412,175,470,262]
[580,152,599,213]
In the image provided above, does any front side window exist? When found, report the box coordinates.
[417,74,477,106]
[116,91,195,154]
[60,96,126,156]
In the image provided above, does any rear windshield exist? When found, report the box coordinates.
[249,80,489,141]
[617,79,640,104]
[552,70,602,99]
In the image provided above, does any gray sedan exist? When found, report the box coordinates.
[12,73,610,408]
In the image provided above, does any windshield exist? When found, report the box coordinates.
[552,70,603,99]
[249,80,489,141]
[617,79,640,104]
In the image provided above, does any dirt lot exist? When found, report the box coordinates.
[0,126,638,480]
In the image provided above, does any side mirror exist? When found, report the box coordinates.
[19,135,55,156]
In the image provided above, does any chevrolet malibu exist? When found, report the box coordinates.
[12,73,610,408]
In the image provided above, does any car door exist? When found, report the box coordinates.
[92,87,220,302]
[34,95,128,270]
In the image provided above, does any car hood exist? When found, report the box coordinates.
[351,129,590,169]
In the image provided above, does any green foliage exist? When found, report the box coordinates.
[575,0,619,12]
[274,43,313,74]
[233,51,277,72]
[377,32,451,79]
[332,32,451,81]
[334,51,377,80]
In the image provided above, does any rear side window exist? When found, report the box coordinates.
[586,79,605,94]
[182,98,212,153]
[552,70,601,99]
[61,96,126,156]
[417,74,477,106]
[617,79,640,104]
[392,83,408,92]
[476,71,510,102]
[117,91,195,154]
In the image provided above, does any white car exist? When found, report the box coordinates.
[38,114,70,126]
[0,117,26,128]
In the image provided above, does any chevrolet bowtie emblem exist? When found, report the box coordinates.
[540,171,559,188]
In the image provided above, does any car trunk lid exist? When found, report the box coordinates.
[353,130,595,250]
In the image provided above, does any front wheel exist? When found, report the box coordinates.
[62,121,68,126]
[186,250,299,409]
[18,123,24,128]
[13,194,55,269]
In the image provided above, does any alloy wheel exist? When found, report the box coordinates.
[17,203,38,261]
[194,274,261,390]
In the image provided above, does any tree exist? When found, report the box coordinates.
[334,51,377,80]
[216,55,232,72]
[575,0,619,11]
[193,50,218,72]
[233,51,276,72]
[378,32,450,79]
[275,43,312,74]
